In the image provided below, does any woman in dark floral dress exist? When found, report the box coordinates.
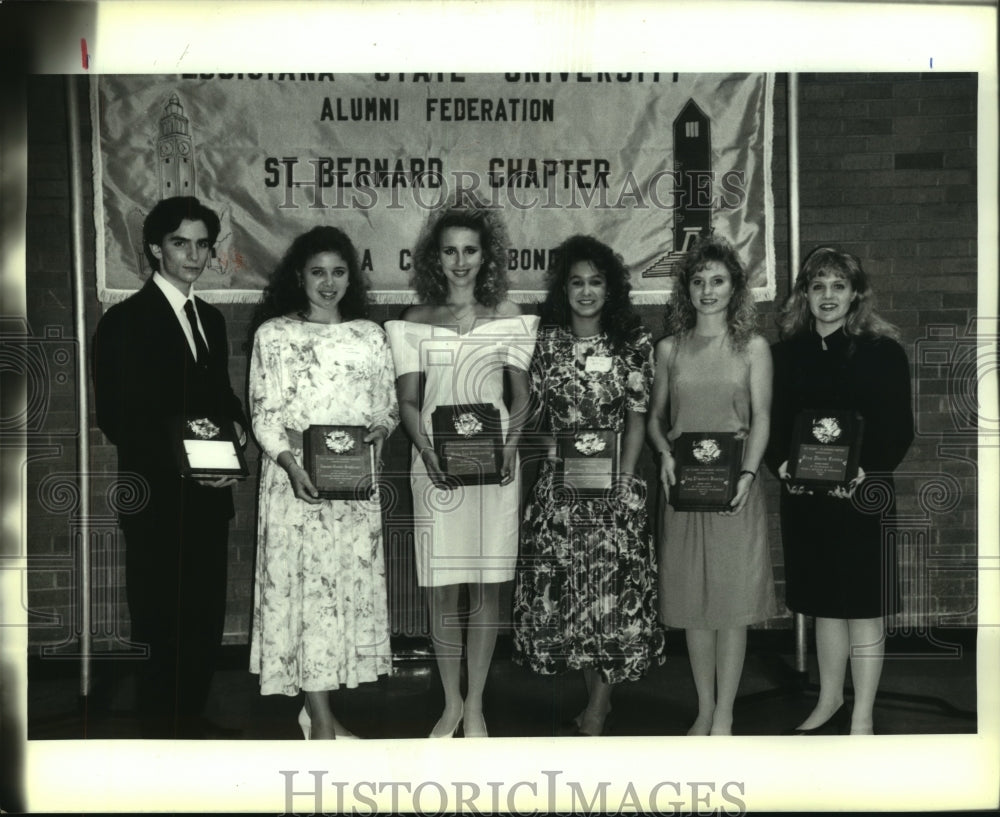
[513,235,665,736]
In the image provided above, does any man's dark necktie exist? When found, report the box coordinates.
[183,300,209,366]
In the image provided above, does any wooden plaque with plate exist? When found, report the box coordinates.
[430,403,503,487]
[173,415,249,480]
[788,409,864,486]
[554,429,620,499]
[303,425,375,500]
[669,432,745,512]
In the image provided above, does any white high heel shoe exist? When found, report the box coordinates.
[462,709,489,739]
[299,705,360,739]
[298,707,311,740]
[428,703,464,738]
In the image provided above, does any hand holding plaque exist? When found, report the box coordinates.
[788,410,864,487]
[173,415,249,480]
[669,432,745,512]
[303,425,376,500]
[554,429,620,500]
[430,403,503,487]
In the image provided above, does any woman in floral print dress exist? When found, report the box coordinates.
[248,226,399,740]
[513,235,665,737]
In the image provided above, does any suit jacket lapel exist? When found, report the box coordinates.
[141,279,198,365]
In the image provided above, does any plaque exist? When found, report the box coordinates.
[173,415,249,480]
[554,429,620,499]
[430,403,503,487]
[669,432,745,512]
[303,425,376,500]
[788,410,864,486]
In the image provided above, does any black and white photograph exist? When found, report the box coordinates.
[1,1,997,812]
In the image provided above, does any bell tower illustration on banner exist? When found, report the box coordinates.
[157,93,196,195]
[673,99,711,253]
[126,92,233,282]
[641,97,713,279]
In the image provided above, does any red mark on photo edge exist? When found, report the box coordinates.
[81,38,90,69]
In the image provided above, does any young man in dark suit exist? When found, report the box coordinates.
[93,196,247,738]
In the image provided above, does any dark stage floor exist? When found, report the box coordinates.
[27,631,977,741]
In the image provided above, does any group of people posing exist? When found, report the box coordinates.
[246,197,914,741]
[95,195,913,740]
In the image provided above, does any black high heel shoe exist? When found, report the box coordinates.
[784,704,849,736]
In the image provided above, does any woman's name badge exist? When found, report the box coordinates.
[585,356,613,373]
[335,343,366,366]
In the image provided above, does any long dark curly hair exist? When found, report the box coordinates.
[539,234,642,353]
[247,226,368,346]
[664,233,758,352]
[778,245,899,341]
[410,203,510,307]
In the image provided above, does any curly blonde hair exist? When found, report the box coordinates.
[410,202,511,307]
[664,233,758,351]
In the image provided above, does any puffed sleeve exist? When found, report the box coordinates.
[384,320,422,377]
[526,326,553,433]
[624,330,654,413]
[504,314,540,373]
[249,321,292,462]
[367,324,400,435]
[858,337,914,472]
[528,326,551,399]
[765,339,794,476]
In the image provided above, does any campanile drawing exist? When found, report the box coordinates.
[157,93,196,196]
[673,98,711,254]
[124,92,233,283]
[641,97,713,279]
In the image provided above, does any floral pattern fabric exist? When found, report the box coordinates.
[248,317,399,696]
[513,327,666,684]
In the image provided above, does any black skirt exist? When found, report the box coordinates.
[779,478,901,619]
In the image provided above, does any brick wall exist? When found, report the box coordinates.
[24,72,979,652]
[794,73,978,631]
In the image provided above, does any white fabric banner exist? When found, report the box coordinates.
[92,73,774,303]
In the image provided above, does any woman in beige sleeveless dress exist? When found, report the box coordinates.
[648,234,775,736]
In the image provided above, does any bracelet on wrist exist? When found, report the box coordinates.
[739,469,757,481]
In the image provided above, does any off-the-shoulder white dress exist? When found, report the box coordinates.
[386,315,539,587]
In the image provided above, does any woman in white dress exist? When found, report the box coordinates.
[386,203,537,738]
[248,226,399,739]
